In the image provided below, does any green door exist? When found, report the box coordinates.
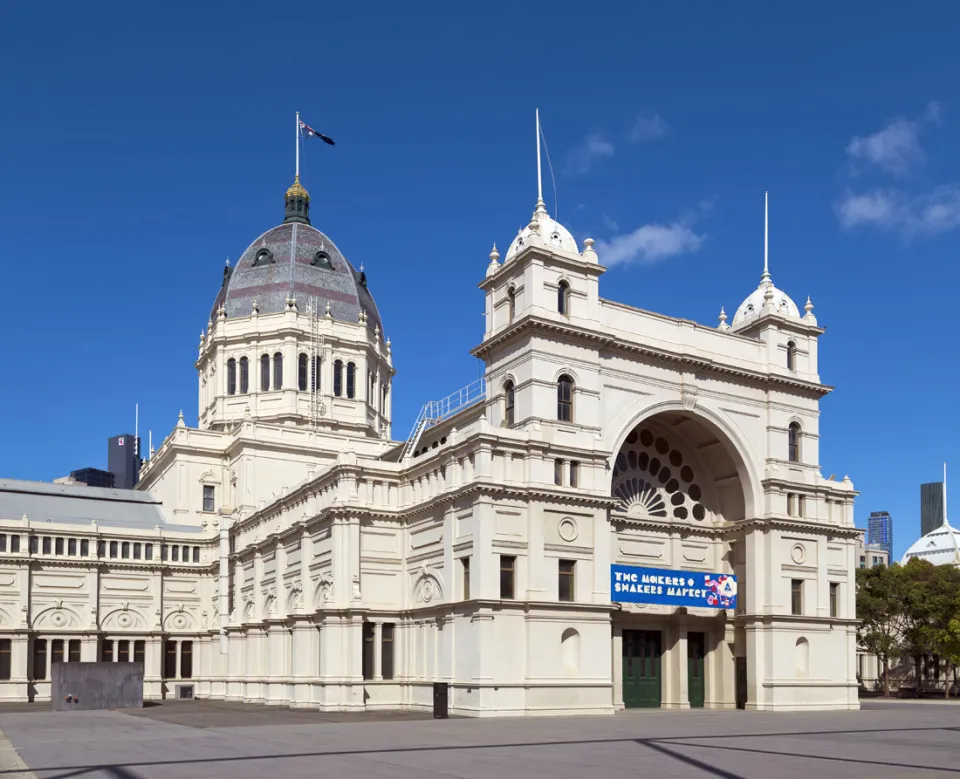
[622,630,662,708]
[687,632,705,708]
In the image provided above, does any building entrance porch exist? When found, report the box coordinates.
[613,616,734,710]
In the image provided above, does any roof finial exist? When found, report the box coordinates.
[718,306,729,331]
[762,190,771,284]
[944,462,949,527]
[534,109,548,217]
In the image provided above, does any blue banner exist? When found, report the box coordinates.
[611,564,737,609]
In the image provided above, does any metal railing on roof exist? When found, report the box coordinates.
[401,378,486,461]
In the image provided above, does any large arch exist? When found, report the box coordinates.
[606,400,760,522]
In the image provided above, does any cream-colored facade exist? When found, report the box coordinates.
[0,168,860,714]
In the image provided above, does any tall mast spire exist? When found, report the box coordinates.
[536,108,545,209]
[295,111,300,179]
[944,462,949,526]
[762,191,771,283]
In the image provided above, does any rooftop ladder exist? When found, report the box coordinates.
[401,378,486,461]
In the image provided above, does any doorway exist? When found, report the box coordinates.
[622,630,662,708]
[735,656,747,710]
[687,632,705,708]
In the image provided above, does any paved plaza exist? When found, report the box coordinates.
[0,699,958,778]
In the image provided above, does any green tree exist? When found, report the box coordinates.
[919,564,960,697]
[898,558,939,696]
[856,563,905,696]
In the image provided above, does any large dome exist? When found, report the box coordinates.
[209,179,382,332]
[901,521,960,567]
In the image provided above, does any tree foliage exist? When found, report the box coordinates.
[857,559,960,697]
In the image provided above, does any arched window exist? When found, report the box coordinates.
[557,374,574,423]
[226,358,237,395]
[298,353,308,391]
[260,354,270,391]
[507,286,516,323]
[346,362,356,399]
[504,381,515,427]
[239,357,249,394]
[273,352,283,389]
[558,280,570,316]
[788,422,801,462]
[786,341,797,371]
[333,360,343,397]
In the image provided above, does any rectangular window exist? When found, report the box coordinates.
[33,639,47,680]
[42,537,51,555]
[51,639,64,666]
[144,543,153,560]
[134,640,145,665]
[462,556,471,600]
[68,538,77,556]
[109,541,118,558]
[97,540,106,557]
[193,547,200,563]
[500,555,516,600]
[133,543,141,559]
[121,542,130,559]
[101,639,114,662]
[361,622,375,680]
[791,579,803,615]
[0,535,6,553]
[80,538,88,556]
[55,537,64,555]
[171,545,179,562]
[829,582,839,618]
[859,555,866,568]
[798,495,806,517]
[786,493,796,516]
[569,461,579,488]
[182,545,190,562]
[558,559,575,602]
[10,535,19,553]
[163,640,177,679]
[381,623,395,681]
[29,536,38,554]
[554,459,564,486]
[180,641,193,679]
[68,639,81,663]
[203,485,215,513]
[161,544,168,561]
[0,639,10,680]
[118,640,130,663]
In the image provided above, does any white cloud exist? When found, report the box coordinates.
[595,222,705,267]
[629,113,670,143]
[564,133,614,175]
[835,185,960,237]
[845,101,941,177]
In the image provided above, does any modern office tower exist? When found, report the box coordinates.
[108,434,142,490]
[68,468,115,488]
[921,481,945,537]
[867,511,893,559]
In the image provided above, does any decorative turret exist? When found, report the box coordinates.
[284,175,310,225]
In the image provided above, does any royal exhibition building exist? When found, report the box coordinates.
[0,136,861,715]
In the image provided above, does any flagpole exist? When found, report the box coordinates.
[295,111,300,178]
[536,108,542,203]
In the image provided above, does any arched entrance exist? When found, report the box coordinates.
[609,409,753,711]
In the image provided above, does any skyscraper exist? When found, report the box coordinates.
[867,511,893,560]
[108,434,142,490]
[921,482,945,537]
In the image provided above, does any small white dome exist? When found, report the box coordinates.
[506,200,579,260]
[901,520,960,567]
[732,277,800,327]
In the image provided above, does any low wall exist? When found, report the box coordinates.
[51,662,144,711]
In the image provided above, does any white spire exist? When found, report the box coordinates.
[944,462,949,527]
[762,191,771,283]
[536,108,543,205]
[295,111,300,178]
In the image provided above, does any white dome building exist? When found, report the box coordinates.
[901,521,960,567]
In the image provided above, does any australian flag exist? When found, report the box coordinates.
[299,120,335,146]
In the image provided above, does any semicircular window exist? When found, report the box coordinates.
[253,248,275,267]
[312,251,334,269]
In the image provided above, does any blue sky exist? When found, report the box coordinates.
[2,1,957,558]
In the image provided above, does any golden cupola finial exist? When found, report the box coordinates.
[285,174,310,201]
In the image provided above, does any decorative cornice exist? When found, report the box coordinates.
[471,315,832,398]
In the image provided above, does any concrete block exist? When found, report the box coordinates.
[50,662,144,711]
